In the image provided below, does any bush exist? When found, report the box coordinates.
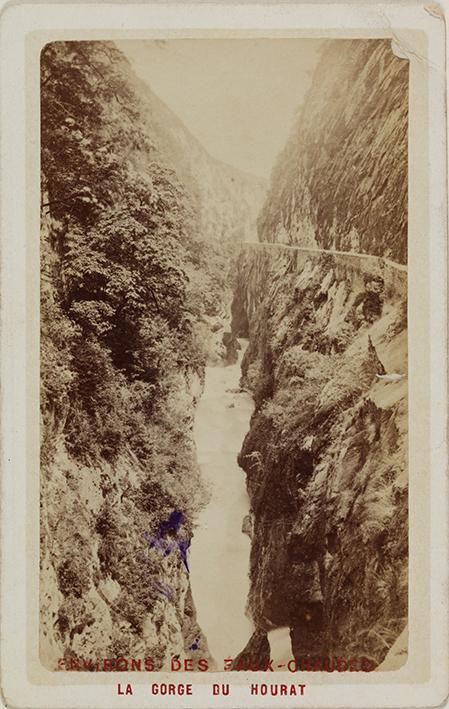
[41,41,228,470]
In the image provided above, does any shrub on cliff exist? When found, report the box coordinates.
[40,42,227,559]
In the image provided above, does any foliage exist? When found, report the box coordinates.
[40,41,226,522]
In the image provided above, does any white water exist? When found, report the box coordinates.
[267,627,294,671]
[189,340,254,668]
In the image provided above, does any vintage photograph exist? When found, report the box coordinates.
[40,38,409,676]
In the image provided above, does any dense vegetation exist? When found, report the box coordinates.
[40,41,237,665]
[41,41,229,472]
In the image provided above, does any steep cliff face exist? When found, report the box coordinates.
[40,373,207,671]
[257,40,408,264]
[232,39,408,668]
[40,40,259,670]
[125,69,267,243]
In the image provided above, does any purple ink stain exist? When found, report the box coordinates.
[143,511,190,571]
[190,637,200,651]
[159,510,184,535]
[177,537,190,572]
[150,579,173,600]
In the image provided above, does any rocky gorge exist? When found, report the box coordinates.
[39,40,265,671]
[40,37,409,675]
[232,244,407,667]
[231,39,409,668]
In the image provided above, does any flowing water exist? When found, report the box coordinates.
[189,340,254,669]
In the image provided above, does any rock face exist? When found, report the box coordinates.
[39,41,263,672]
[257,40,408,264]
[40,406,206,672]
[231,39,408,668]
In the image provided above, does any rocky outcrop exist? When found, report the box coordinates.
[233,245,408,666]
[231,630,270,671]
[257,40,408,264]
[40,412,209,672]
[231,38,408,669]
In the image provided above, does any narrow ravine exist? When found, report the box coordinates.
[189,339,254,669]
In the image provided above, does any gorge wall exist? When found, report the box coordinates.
[232,39,408,668]
[257,40,408,264]
[40,41,264,671]
[133,79,267,244]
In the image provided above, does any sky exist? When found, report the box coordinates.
[118,39,324,179]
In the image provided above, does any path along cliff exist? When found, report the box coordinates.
[40,37,409,672]
[229,239,408,668]
[226,37,409,669]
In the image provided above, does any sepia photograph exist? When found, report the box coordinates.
[1,0,448,704]
[39,36,409,677]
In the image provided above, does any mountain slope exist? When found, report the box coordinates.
[232,39,408,668]
[257,40,408,264]
[126,67,267,243]
[39,40,261,671]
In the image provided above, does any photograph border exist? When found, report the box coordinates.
[1,3,447,708]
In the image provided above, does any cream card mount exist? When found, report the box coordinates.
[0,2,448,708]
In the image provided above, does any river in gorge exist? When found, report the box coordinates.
[189,339,255,669]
